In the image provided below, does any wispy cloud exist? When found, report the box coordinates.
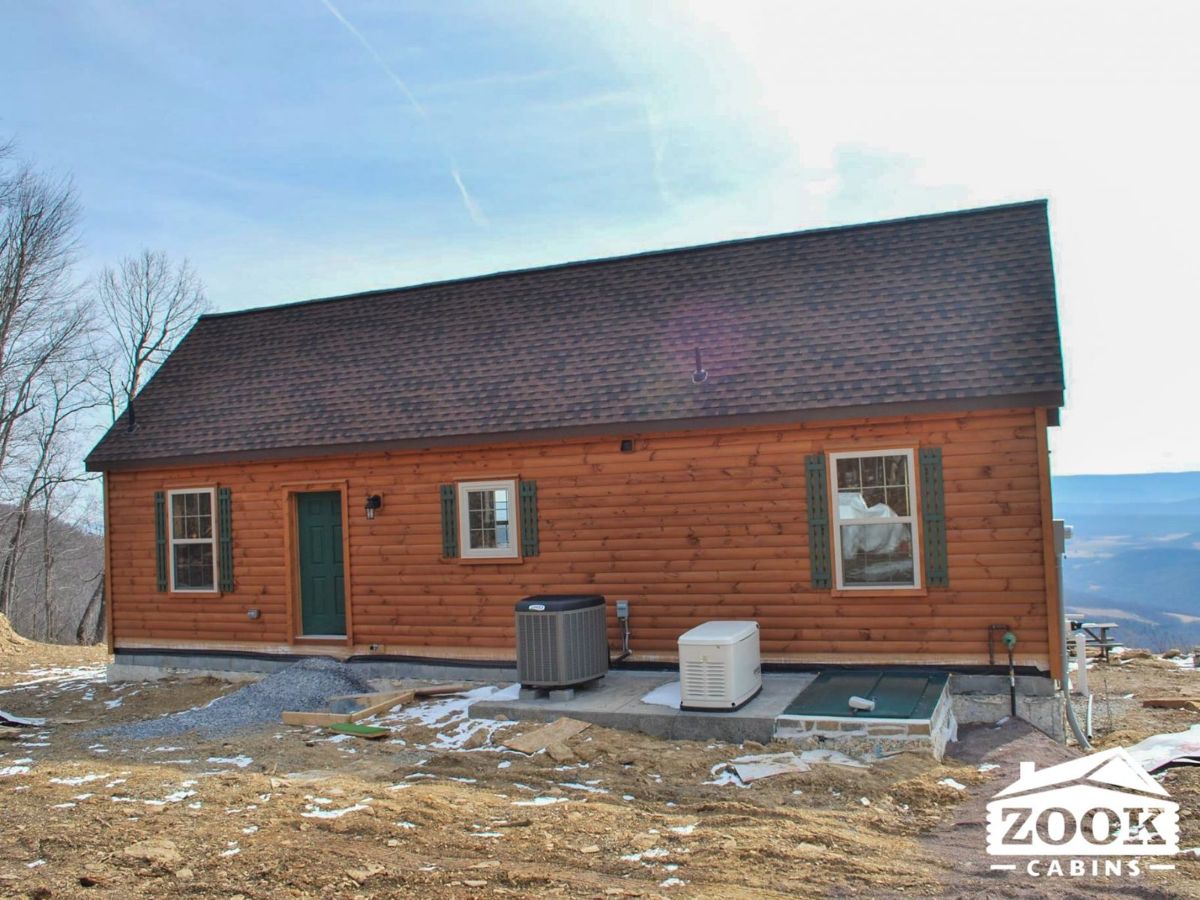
[641,94,671,206]
[318,0,487,226]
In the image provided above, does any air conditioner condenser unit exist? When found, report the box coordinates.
[678,620,762,711]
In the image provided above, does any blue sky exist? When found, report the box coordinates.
[3,1,1198,474]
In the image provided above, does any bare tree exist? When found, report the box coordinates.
[0,356,101,618]
[98,249,206,425]
[0,155,84,475]
[0,142,104,644]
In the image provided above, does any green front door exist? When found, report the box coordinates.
[296,491,346,636]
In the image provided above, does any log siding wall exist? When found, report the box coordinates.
[105,408,1057,673]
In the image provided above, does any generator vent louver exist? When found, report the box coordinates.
[681,659,728,701]
[515,595,609,689]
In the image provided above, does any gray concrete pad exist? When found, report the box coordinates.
[472,671,816,744]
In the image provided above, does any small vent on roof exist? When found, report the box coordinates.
[691,347,708,384]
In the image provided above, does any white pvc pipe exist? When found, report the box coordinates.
[1074,632,1089,697]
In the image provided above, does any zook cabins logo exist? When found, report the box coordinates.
[986,747,1180,878]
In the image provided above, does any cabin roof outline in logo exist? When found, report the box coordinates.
[991,747,1168,801]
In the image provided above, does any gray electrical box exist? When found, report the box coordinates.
[515,595,609,689]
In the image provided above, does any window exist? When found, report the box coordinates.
[457,480,519,559]
[168,488,218,592]
[830,450,920,589]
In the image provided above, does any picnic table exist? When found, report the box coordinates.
[1067,619,1119,662]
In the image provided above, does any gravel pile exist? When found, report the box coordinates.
[98,657,373,741]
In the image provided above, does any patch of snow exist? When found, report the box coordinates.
[977,763,1000,772]
[640,681,682,709]
[49,772,108,787]
[396,821,416,829]
[703,769,749,788]
[0,765,31,777]
[669,823,697,835]
[661,877,686,888]
[497,761,511,769]
[51,802,75,809]
[512,796,570,807]
[559,782,608,794]
[104,698,123,709]
[302,802,370,819]
[939,778,967,791]
[622,848,671,862]
[207,755,253,769]
[26,859,45,869]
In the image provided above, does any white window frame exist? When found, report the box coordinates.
[167,487,219,593]
[457,479,520,559]
[829,448,922,590]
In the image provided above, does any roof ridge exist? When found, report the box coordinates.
[202,199,1048,322]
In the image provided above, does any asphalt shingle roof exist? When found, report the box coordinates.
[86,200,1063,470]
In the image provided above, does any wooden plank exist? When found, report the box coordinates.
[348,690,416,721]
[503,717,590,754]
[282,711,352,726]
[1141,698,1200,710]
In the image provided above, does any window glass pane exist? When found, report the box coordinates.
[884,455,908,486]
[885,486,910,517]
[171,494,186,540]
[836,459,860,490]
[862,487,886,509]
[840,523,914,586]
[173,542,214,590]
[197,492,213,538]
[860,457,884,487]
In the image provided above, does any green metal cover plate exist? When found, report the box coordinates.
[783,670,948,719]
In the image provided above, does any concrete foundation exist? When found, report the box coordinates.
[473,671,814,744]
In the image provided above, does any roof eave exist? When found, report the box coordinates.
[85,390,1064,473]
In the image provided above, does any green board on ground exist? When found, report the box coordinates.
[783,670,948,719]
[328,722,390,739]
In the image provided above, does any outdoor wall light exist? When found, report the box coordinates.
[247,608,260,620]
[364,494,382,520]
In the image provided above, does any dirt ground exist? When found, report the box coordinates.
[0,639,1198,899]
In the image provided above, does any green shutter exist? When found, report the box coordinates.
[805,454,832,589]
[154,491,168,592]
[439,484,458,558]
[217,487,234,592]
[519,480,539,556]
[920,447,949,587]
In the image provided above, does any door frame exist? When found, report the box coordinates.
[281,480,354,646]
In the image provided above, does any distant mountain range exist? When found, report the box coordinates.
[1054,471,1200,651]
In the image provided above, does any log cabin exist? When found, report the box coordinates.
[86,200,1067,729]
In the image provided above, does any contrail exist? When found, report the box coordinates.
[319,0,488,226]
